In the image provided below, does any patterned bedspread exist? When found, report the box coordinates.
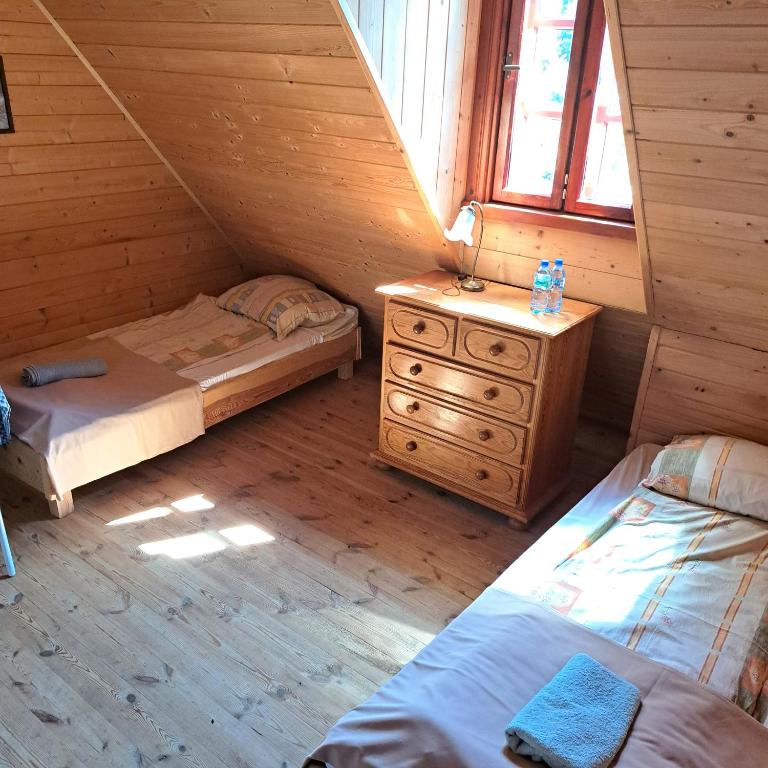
[93,294,272,374]
[93,294,357,390]
[516,486,768,723]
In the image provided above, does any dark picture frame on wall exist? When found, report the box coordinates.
[0,56,14,134]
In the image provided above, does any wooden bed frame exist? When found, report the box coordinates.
[0,326,361,518]
[628,326,768,451]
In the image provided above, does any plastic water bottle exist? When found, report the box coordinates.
[530,260,551,314]
[546,258,566,314]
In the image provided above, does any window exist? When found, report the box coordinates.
[475,0,632,223]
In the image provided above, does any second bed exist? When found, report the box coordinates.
[0,290,360,517]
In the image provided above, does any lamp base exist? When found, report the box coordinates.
[459,276,485,292]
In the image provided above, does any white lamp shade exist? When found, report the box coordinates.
[443,205,476,247]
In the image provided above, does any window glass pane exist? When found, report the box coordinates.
[577,28,633,209]
[505,0,577,198]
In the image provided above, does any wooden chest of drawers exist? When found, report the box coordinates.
[372,270,601,526]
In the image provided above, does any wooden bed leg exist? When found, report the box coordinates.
[337,361,354,380]
[47,491,74,519]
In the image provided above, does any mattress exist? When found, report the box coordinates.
[93,294,358,391]
[497,442,768,724]
[0,338,204,496]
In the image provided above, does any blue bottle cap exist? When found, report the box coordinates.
[540,260,550,267]
[554,258,564,266]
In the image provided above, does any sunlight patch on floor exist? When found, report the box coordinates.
[219,524,275,546]
[106,495,216,528]
[139,531,226,559]
[138,523,276,560]
[171,494,215,513]
[106,507,172,527]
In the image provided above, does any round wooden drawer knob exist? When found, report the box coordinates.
[478,429,491,441]
[475,469,488,481]
[409,363,422,376]
[406,402,420,414]
[483,387,498,401]
[488,342,505,357]
[412,321,426,335]
[405,440,417,452]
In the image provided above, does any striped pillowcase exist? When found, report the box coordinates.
[644,434,768,521]
[217,275,344,340]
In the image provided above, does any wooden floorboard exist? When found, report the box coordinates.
[0,358,626,767]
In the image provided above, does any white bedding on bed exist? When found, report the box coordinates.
[496,442,663,591]
[498,442,768,722]
[93,294,358,391]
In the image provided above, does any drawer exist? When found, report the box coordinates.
[384,346,534,423]
[456,320,541,382]
[380,420,521,506]
[387,302,456,355]
[383,382,526,466]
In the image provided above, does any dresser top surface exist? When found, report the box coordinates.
[376,271,602,337]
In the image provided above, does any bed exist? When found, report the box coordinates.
[308,442,768,766]
[0,291,360,518]
[93,293,360,425]
[307,326,768,766]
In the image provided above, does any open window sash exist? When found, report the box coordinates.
[492,0,590,209]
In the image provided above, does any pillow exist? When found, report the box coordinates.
[217,275,344,340]
[643,434,768,521]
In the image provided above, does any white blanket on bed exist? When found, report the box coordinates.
[497,443,768,724]
[0,338,203,496]
[93,293,358,390]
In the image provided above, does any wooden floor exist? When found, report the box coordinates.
[0,358,626,768]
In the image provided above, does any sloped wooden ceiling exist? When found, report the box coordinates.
[34,0,653,430]
[0,0,242,358]
[39,0,449,336]
[608,0,768,351]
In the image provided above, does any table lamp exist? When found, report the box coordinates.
[443,200,485,292]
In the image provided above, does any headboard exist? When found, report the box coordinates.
[628,327,768,451]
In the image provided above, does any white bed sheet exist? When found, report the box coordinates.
[496,442,768,720]
[94,294,358,391]
[180,305,358,390]
[495,442,663,594]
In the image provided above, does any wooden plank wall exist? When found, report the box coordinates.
[0,0,243,359]
[348,0,480,227]
[40,0,650,430]
[342,0,651,425]
[630,327,768,448]
[612,0,768,351]
[582,307,650,430]
[40,0,451,339]
[476,220,646,312]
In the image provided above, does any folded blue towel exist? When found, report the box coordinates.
[21,357,108,387]
[506,653,640,768]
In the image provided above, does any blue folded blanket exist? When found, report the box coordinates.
[21,357,108,387]
[506,653,640,768]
